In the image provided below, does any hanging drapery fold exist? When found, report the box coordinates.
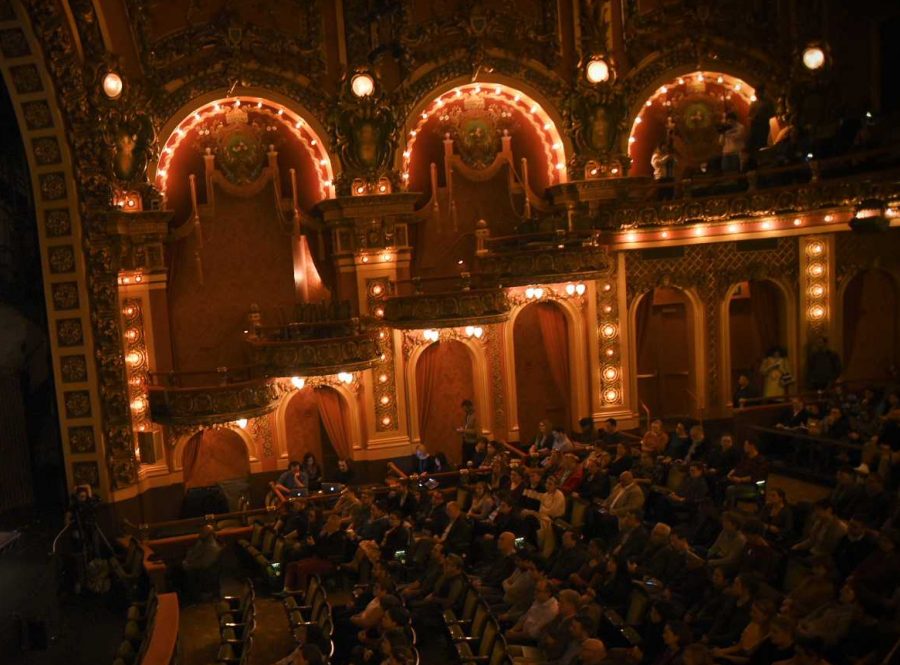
[315,388,351,459]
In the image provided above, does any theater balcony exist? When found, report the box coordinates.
[147,367,284,428]
[380,275,512,329]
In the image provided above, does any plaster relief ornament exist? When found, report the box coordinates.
[195,104,277,185]
[437,95,515,169]
[106,112,155,186]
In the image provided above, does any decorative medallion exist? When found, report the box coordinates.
[68,425,97,454]
[21,100,52,130]
[60,354,88,383]
[0,28,29,58]
[9,63,42,93]
[44,209,71,238]
[32,136,61,165]
[47,245,75,273]
[56,318,84,347]
[39,173,66,200]
[51,281,79,310]
[195,105,274,185]
[437,95,514,169]
[64,390,92,418]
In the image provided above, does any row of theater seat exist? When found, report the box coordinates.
[281,575,336,657]
[215,579,257,664]
[112,589,158,665]
[237,521,288,588]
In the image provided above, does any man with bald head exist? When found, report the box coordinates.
[579,638,608,665]
[440,500,473,556]
[605,471,645,518]
[476,531,519,589]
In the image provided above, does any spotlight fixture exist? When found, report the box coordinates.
[801,44,826,71]
[585,57,611,84]
[350,73,375,97]
[102,72,123,99]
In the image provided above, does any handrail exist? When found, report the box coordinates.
[733,376,894,410]
[500,440,528,459]
[748,425,861,451]
[140,592,179,665]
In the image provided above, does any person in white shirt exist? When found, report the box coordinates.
[506,579,559,643]
[522,476,567,550]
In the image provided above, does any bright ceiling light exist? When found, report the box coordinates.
[350,73,375,97]
[802,45,826,71]
[585,58,611,84]
[102,72,123,99]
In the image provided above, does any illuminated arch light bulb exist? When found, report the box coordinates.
[525,287,535,299]
[374,307,384,317]
[727,223,740,234]
[236,418,248,429]
[824,214,833,223]
[802,45,826,71]
[575,283,586,296]
[351,73,375,97]
[465,326,475,336]
[337,372,354,384]
[533,287,545,299]
[602,305,612,314]
[102,72,123,99]
[565,284,576,296]
[382,253,391,262]
[603,367,619,381]
[371,284,384,296]
[291,376,306,390]
[602,283,612,292]
[472,326,484,339]
[794,218,803,226]
[378,373,388,384]
[761,220,773,230]
[808,305,826,320]
[809,284,826,298]
[381,416,392,427]
[808,263,825,277]
[807,242,824,257]
[125,328,139,341]
[126,352,141,366]
[380,395,391,406]
[585,58,611,84]
[423,329,439,342]
[601,324,617,338]
[605,348,615,357]
[604,389,620,402]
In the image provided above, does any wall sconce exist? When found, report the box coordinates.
[801,44,827,71]
[351,73,375,97]
[585,57,611,84]
[102,71,123,99]
[465,326,484,338]
[525,287,545,300]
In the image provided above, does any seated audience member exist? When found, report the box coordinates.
[275,498,312,541]
[592,554,632,613]
[568,537,605,590]
[777,398,810,429]
[748,614,796,665]
[495,553,539,622]
[658,462,709,523]
[410,444,440,475]
[642,419,670,457]
[529,420,555,456]
[666,422,691,460]
[847,528,900,616]
[599,417,622,446]
[853,472,891,528]
[474,531,518,589]
[654,621,694,665]
[724,440,768,506]
[604,471,645,518]
[829,466,862,520]
[274,643,325,665]
[609,511,649,562]
[796,582,863,647]
[335,458,355,485]
[609,442,635,476]
[575,417,598,445]
[399,543,444,601]
[739,517,780,583]
[536,589,583,660]
[438,501,473,556]
[408,553,467,619]
[577,458,611,501]
[682,425,709,464]
[711,598,776,660]
[549,612,598,665]
[418,490,449,535]
[707,434,740,477]
[773,636,833,665]
[761,488,795,544]
[280,513,347,593]
[821,406,851,440]
[465,481,495,521]
[790,500,846,558]
[685,567,733,635]
[547,530,588,585]
[386,478,418,518]
[705,574,756,647]
[833,515,876,580]
[467,436,489,468]
[557,454,585,494]
[781,556,836,619]
[301,453,322,492]
[274,460,306,497]
[707,512,747,573]
[733,373,759,407]
[521,476,566,546]
[175,524,222,599]
[505,578,559,643]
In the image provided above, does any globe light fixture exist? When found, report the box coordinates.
[802,45,826,71]
[102,72,124,99]
[351,73,375,97]
[585,57,611,84]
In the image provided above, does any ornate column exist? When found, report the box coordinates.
[798,234,836,385]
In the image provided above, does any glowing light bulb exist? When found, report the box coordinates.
[566,284,576,296]
[585,58,611,83]
[575,283,586,296]
[802,46,826,71]
[380,395,390,405]
[102,72,123,99]
[601,324,616,338]
[603,367,618,381]
[378,374,388,384]
[351,73,375,97]
[604,389,619,402]
[291,376,305,389]
[381,416,392,426]
[236,418,248,429]
[338,372,353,384]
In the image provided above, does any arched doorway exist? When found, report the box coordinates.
[513,302,571,440]
[635,287,697,419]
[843,269,899,381]
[727,280,787,398]
[283,385,353,472]
[182,428,251,489]
[415,340,476,465]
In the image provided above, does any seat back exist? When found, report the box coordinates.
[666,464,687,491]
[270,538,286,564]
[489,634,509,665]
[478,619,500,657]
[309,587,327,618]
[625,587,650,625]
[456,487,471,511]
[470,603,490,639]
[306,575,321,601]
[569,499,588,529]
[460,586,479,621]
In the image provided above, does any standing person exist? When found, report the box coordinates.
[301,453,322,492]
[806,337,842,391]
[720,111,747,173]
[652,142,677,199]
[65,484,105,594]
[747,84,776,169]
[760,347,792,398]
[273,460,306,499]
[458,399,478,465]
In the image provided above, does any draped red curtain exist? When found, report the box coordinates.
[315,388,352,459]
[635,290,655,366]
[536,303,570,401]
[415,342,443,437]
[842,272,866,370]
[749,281,781,354]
